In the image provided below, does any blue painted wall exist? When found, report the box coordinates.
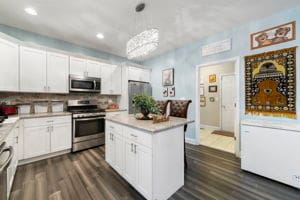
[143,6,300,141]
[0,24,129,63]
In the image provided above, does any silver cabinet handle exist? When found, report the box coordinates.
[131,143,134,152]
[134,144,137,154]
[131,134,137,138]
[15,136,18,144]
[112,134,114,141]
[51,126,54,132]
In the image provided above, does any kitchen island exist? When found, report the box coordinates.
[105,114,193,200]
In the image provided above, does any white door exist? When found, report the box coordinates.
[24,126,50,159]
[136,144,152,199]
[113,133,124,174]
[47,52,69,93]
[50,123,72,152]
[105,131,115,166]
[86,60,101,78]
[123,140,137,185]
[221,74,235,132]
[20,46,47,92]
[0,38,19,91]
[70,56,86,76]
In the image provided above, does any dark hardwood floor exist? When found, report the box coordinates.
[10,144,300,200]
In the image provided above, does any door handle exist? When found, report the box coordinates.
[131,143,134,152]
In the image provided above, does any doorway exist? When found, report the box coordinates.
[196,57,240,156]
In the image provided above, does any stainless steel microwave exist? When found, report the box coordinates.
[69,75,101,93]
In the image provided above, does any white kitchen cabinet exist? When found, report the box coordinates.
[20,46,47,92]
[22,116,72,159]
[128,66,151,83]
[101,63,122,95]
[0,38,19,91]
[47,52,69,93]
[50,123,72,152]
[86,59,101,77]
[70,56,87,76]
[124,139,137,185]
[105,128,115,166]
[23,126,50,159]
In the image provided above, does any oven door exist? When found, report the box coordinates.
[69,76,101,92]
[73,116,105,142]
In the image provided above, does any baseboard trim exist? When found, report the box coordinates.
[18,149,71,165]
[185,137,198,145]
[200,124,220,130]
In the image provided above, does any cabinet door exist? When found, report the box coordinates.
[123,140,137,185]
[20,46,47,92]
[86,60,101,78]
[141,69,151,83]
[70,56,86,76]
[50,123,72,152]
[101,63,113,94]
[105,130,115,166]
[0,38,19,91]
[136,145,152,199]
[113,133,124,174]
[128,67,140,81]
[47,52,69,93]
[24,126,50,159]
[110,65,122,94]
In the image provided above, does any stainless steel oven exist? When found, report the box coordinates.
[68,100,106,152]
[69,75,101,93]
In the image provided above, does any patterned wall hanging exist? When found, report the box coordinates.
[245,47,296,119]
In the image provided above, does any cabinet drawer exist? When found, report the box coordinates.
[24,116,71,127]
[106,121,123,136]
[124,126,152,148]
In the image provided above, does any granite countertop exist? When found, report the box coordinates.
[106,114,194,133]
[105,109,127,112]
[0,112,72,143]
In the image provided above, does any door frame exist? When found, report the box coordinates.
[195,56,241,157]
[219,73,236,132]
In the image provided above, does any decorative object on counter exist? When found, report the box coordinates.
[209,97,215,102]
[169,87,175,97]
[0,103,18,115]
[199,85,205,96]
[34,101,49,113]
[245,47,296,119]
[106,104,119,110]
[153,115,170,124]
[209,74,217,83]
[162,68,174,86]
[133,94,161,119]
[51,101,64,113]
[208,85,217,93]
[126,2,159,59]
[200,96,206,107]
[251,21,295,50]
[18,103,31,114]
[163,87,168,97]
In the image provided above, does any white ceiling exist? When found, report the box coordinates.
[0,0,299,61]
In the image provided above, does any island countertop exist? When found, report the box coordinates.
[105,114,194,133]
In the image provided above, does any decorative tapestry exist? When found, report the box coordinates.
[245,47,296,119]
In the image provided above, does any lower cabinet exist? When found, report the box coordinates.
[22,116,71,159]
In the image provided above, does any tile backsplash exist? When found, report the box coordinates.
[0,92,118,110]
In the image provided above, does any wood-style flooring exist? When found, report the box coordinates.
[10,144,300,200]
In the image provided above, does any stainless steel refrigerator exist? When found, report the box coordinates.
[128,81,152,114]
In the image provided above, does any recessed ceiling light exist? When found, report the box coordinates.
[24,7,38,16]
[96,33,104,39]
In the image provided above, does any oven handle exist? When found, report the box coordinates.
[0,146,14,173]
[74,116,105,122]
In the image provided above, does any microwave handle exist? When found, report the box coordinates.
[94,80,96,90]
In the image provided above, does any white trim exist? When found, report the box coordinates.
[185,137,198,145]
[195,56,241,157]
[200,124,220,130]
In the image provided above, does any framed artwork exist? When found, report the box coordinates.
[209,85,217,93]
[199,85,205,96]
[200,96,206,107]
[209,97,215,102]
[163,87,168,97]
[245,47,296,119]
[209,74,216,83]
[251,21,296,50]
[169,87,175,97]
[162,68,174,86]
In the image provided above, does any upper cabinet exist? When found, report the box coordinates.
[70,56,101,78]
[128,66,151,83]
[0,38,19,92]
[20,46,47,92]
[47,52,69,93]
[101,63,122,95]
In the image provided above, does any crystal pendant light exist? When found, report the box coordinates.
[126,2,159,60]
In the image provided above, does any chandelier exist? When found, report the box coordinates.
[126,2,159,60]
